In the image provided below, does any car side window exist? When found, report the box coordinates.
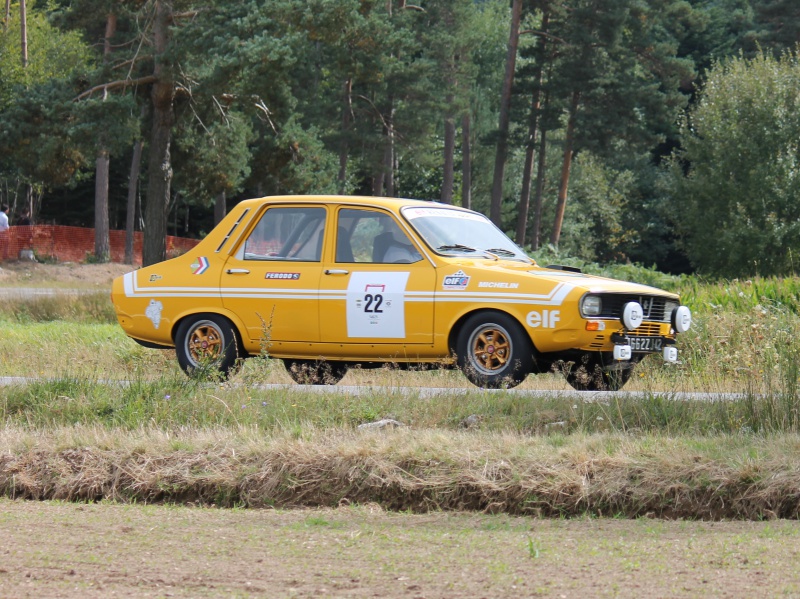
[241,207,326,261]
[336,208,421,264]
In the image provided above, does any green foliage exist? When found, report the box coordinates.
[0,2,93,109]
[668,50,800,277]
[1,0,799,274]
[0,81,89,186]
[173,111,254,205]
[528,245,684,291]
[555,152,638,263]
[674,276,800,314]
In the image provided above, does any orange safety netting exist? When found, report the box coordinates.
[0,225,199,265]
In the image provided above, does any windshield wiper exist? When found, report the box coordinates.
[484,248,516,257]
[437,244,477,253]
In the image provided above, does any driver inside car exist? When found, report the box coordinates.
[373,218,422,263]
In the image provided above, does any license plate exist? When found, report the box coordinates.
[629,336,663,353]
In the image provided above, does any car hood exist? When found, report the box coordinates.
[447,259,680,298]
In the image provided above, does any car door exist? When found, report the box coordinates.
[319,206,435,346]
[221,204,325,345]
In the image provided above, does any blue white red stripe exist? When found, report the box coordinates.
[192,257,210,275]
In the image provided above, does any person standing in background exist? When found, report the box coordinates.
[0,205,9,260]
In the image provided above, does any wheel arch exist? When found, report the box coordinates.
[447,307,537,354]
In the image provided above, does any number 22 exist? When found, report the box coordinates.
[364,293,384,313]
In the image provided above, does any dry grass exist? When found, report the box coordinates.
[2,425,800,519]
[4,263,800,520]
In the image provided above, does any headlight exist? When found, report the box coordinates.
[581,295,602,316]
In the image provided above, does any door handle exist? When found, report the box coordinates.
[324,269,349,275]
[226,268,250,275]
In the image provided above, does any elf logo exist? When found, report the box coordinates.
[442,270,470,290]
[526,309,560,329]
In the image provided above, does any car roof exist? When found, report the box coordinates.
[235,195,474,213]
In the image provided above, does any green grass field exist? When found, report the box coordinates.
[3,268,800,518]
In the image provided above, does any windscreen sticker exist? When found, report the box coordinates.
[403,207,485,222]
[346,271,409,338]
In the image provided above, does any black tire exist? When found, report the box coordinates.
[175,314,242,379]
[455,312,533,389]
[283,359,348,385]
[563,352,635,391]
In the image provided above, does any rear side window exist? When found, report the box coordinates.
[240,207,326,262]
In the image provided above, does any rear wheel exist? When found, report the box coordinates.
[563,352,635,391]
[456,312,533,389]
[283,359,348,385]
[175,314,242,379]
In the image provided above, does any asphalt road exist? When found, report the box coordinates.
[0,376,746,401]
[0,287,93,298]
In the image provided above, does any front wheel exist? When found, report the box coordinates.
[283,359,348,385]
[563,352,635,391]
[175,314,242,379]
[456,312,533,389]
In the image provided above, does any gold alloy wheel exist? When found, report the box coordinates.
[186,321,223,364]
[469,325,511,374]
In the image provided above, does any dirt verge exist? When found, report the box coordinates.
[0,260,133,287]
[1,499,798,598]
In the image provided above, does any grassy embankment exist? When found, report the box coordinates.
[2,265,800,517]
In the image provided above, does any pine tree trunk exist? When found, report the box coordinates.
[94,150,110,261]
[515,14,549,247]
[550,91,580,248]
[125,140,143,265]
[19,0,27,67]
[441,94,456,204]
[384,97,395,196]
[337,78,352,194]
[531,127,548,250]
[384,140,394,197]
[215,190,226,225]
[489,0,522,226]
[93,12,117,264]
[461,112,471,210]
[143,0,175,267]
[516,76,541,247]
[4,0,10,32]
[373,95,395,197]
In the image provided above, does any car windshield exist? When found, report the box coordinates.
[401,205,532,263]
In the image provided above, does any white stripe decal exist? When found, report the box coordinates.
[124,272,135,296]
[125,274,575,307]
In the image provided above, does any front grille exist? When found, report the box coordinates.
[592,294,672,323]
[634,323,662,337]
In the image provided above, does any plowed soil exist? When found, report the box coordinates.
[1,499,799,598]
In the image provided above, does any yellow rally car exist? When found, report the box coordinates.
[111,195,692,390]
